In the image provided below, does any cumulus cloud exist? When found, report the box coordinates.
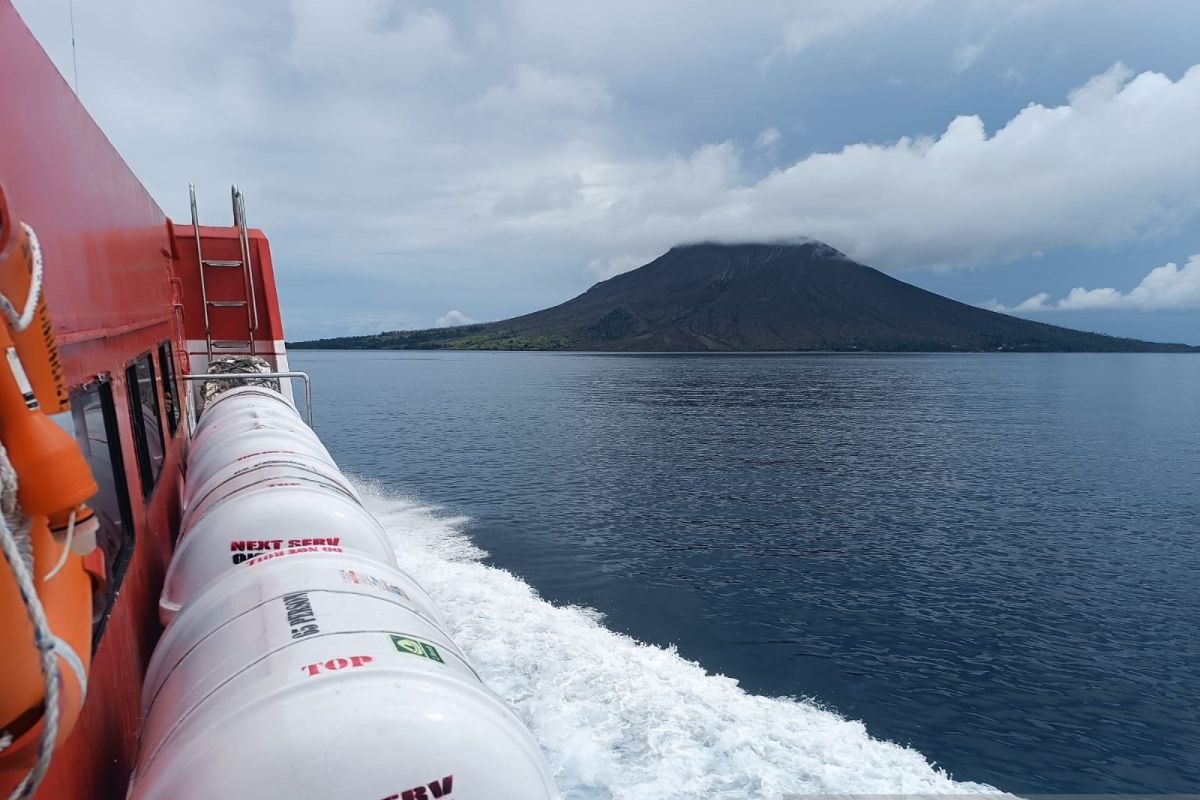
[987,254,1200,313]
[12,0,1200,338]
[435,310,476,327]
[30,2,1197,277]
[481,63,1200,273]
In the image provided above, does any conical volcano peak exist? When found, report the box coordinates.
[292,243,1197,353]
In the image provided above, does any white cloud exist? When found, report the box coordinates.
[587,252,656,280]
[485,63,1200,273]
[285,311,428,338]
[477,65,612,117]
[952,41,986,73]
[435,310,477,327]
[983,292,1052,313]
[753,127,782,152]
[777,0,929,58]
[987,254,1200,313]
[12,0,1200,338]
[34,1,1185,281]
[1001,66,1025,85]
[287,3,468,82]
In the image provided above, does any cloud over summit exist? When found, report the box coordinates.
[14,0,1200,340]
[542,63,1200,272]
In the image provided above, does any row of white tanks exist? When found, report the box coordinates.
[129,385,558,799]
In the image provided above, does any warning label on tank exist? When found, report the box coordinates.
[390,634,444,664]
[282,591,319,639]
[338,568,409,600]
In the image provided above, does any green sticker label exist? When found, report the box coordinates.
[390,634,444,664]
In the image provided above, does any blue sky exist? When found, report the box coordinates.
[15,0,1200,343]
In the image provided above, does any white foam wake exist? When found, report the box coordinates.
[356,480,1001,799]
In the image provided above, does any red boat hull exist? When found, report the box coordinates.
[1,4,258,796]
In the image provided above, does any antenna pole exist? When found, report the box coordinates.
[68,0,79,94]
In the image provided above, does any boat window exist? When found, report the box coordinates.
[158,341,181,435]
[70,378,135,648]
[126,352,165,495]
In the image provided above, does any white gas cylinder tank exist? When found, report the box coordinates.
[129,660,558,799]
[139,379,560,799]
[141,585,478,754]
[159,485,397,623]
[185,421,334,492]
[144,549,449,712]
[182,449,360,513]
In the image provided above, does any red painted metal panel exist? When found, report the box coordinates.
[1,3,186,798]
[173,225,287,345]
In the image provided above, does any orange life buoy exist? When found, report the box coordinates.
[0,194,97,786]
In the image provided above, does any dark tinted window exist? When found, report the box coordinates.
[158,341,180,435]
[70,378,134,648]
[126,353,164,495]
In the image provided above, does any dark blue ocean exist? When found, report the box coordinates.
[292,350,1200,796]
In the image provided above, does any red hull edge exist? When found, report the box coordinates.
[1,3,276,797]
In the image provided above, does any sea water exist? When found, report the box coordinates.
[291,351,1200,796]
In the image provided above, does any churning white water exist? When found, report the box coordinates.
[356,479,1000,799]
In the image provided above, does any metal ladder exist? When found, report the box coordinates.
[189,183,259,359]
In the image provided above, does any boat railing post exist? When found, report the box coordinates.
[231,186,258,355]
[190,183,214,361]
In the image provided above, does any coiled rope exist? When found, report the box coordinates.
[0,223,44,332]
[0,445,60,800]
[0,222,59,799]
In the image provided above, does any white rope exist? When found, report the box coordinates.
[0,222,60,796]
[0,445,60,800]
[0,223,45,333]
[42,509,75,582]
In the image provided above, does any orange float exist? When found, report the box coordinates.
[0,197,96,788]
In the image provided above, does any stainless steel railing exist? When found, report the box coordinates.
[182,371,313,427]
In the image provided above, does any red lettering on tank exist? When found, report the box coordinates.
[245,545,343,567]
[382,775,453,800]
[302,655,374,677]
[284,537,343,548]
[232,539,284,551]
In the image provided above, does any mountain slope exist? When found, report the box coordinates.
[291,242,1196,352]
